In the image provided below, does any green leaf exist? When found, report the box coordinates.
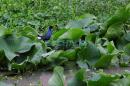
[9,59,28,71]
[18,26,38,40]
[0,50,7,65]
[46,50,63,62]
[105,23,124,40]
[124,32,130,42]
[0,25,12,37]
[124,43,130,56]
[117,36,130,50]
[30,43,46,64]
[52,29,68,40]
[77,60,89,69]
[119,54,130,67]
[66,14,96,29]
[67,69,87,86]
[94,55,114,68]
[76,14,96,20]
[48,66,65,86]
[107,41,120,54]
[97,44,107,55]
[59,28,84,40]
[62,49,77,60]
[111,76,130,86]
[104,6,130,29]
[88,72,119,86]
[78,42,101,65]
[126,4,130,16]
[65,21,82,29]
[107,41,115,53]
[95,41,120,68]
[0,35,34,61]
[102,5,130,36]
[86,33,96,42]
[8,42,46,71]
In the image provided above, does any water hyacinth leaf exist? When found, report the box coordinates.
[97,44,107,55]
[52,29,68,40]
[30,43,46,64]
[8,43,46,70]
[124,32,130,42]
[76,13,96,20]
[78,14,98,32]
[111,76,130,86]
[107,41,120,54]
[42,50,55,57]
[88,72,119,86]
[67,69,87,86]
[66,14,97,29]
[107,41,115,53]
[95,41,119,68]
[94,55,114,68]
[48,66,65,86]
[0,25,12,37]
[104,6,130,29]
[124,43,130,56]
[95,38,109,46]
[65,20,82,29]
[0,50,7,65]
[0,35,34,61]
[111,56,119,67]
[126,3,130,16]
[105,23,124,40]
[59,28,84,40]
[102,5,130,36]
[46,50,63,62]
[9,59,27,71]
[62,49,77,60]
[86,33,97,43]
[78,42,101,65]
[119,54,130,67]
[116,36,129,50]
[77,60,89,69]
[18,26,38,40]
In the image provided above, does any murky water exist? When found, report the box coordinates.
[1,67,130,86]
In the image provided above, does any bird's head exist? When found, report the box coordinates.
[49,26,53,30]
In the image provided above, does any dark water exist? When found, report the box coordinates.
[1,67,130,86]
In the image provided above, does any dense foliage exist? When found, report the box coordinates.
[0,0,130,86]
[48,66,130,86]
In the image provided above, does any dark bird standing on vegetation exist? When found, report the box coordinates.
[38,26,53,41]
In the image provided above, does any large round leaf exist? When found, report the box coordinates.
[124,32,130,42]
[62,49,77,60]
[77,42,101,65]
[124,43,130,56]
[0,35,34,61]
[52,29,68,40]
[105,23,124,40]
[59,28,84,40]
[0,25,12,37]
[67,69,87,86]
[88,72,119,86]
[94,55,114,68]
[48,66,65,86]
[66,14,96,29]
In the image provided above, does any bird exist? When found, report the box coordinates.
[38,26,53,41]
